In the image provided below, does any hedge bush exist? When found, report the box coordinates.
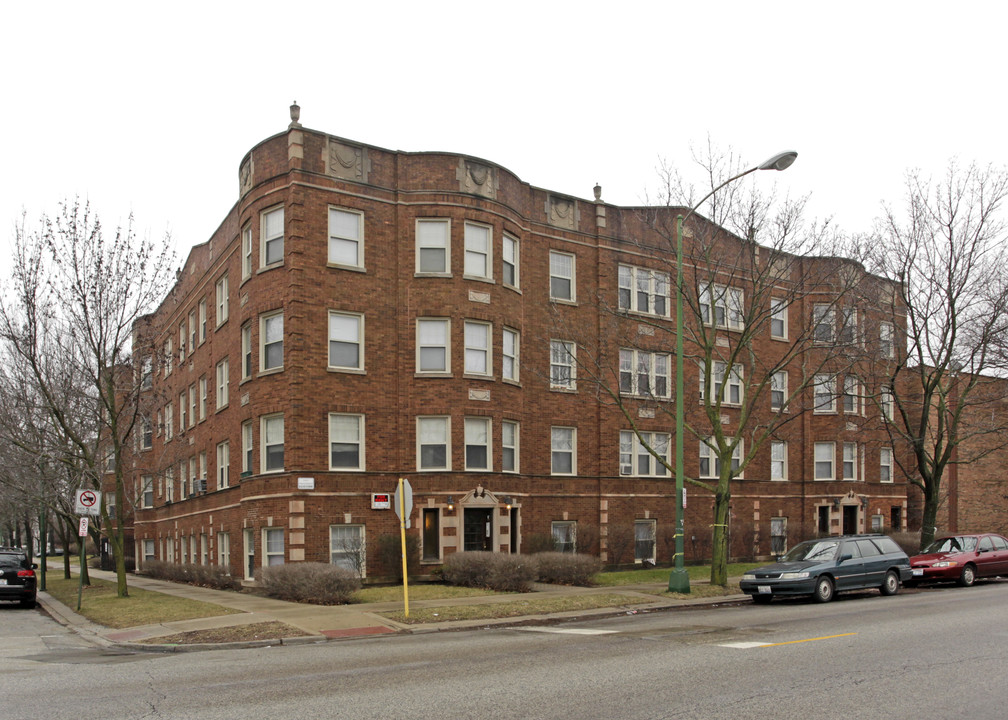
[534,552,600,586]
[255,562,361,605]
[141,560,242,591]
[441,551,537,592]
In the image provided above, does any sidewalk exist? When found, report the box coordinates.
[37,566,747,652]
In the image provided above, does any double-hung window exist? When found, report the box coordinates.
[141,475,153,508]
[880,447,893,482]
[417,416,450,470]
[329,413,364,470]
[843,376,860,414]
[619,349,670,398]
[329,311,363,371]
[241,421,253,475]
[261,312,283,372]
[551,426,576,475]
[770,298,787,339]
[770,441,787,481]
[700,362,744,405]
[261,414,284,473]
[262,207,284,267]
[464,320,491,376]
[550,340,576,390]
[329,207,364,268]
[416,219,449,274]
[216,274,229,326]
[699,438,743,478]
[842,442,859,481]
[813,304,835,343]
[770,371,787,411]
[881,385,894,420]
[502,233,519,288]
[241,323,252,381]
[417,318,449,373]
[618,265,670,317]
[549,251,575,301]
[264,528,284,566]
[814,442,835,480]
[839,307,858,345]
[502,420,519,472]
[198,376,207,420]
[188,310,196,353]
[700,283,744,331]
[879,322,895,358]
[619,431,670,477]
[330,525,365,576]
[198,300,207,344]
[216,441,230,490]
[502,328,519,382]
[813,374,836,413]
[242,224,253,280]
[463,222,491,279]
[464,417,491,471]
[216,358,229,409]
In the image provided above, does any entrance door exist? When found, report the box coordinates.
[463,508,493,551]
[842,505,858,535]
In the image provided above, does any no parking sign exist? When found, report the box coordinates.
[74,489,101,516]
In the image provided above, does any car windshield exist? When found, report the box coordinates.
[923,536,976,553]
[782,540,839,563]
[0,554,24,569]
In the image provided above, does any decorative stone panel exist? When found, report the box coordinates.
[546,194,578,230]
[239,157,253,196]
[326,138,370,182]
[457,158,497,199]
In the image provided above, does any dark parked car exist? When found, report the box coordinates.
[740,534,912,603]
[908,533,1008,587]
[0,547,38,608]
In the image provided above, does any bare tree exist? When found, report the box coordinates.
[554,145,876,586]
[870,161,1008,550]
[0,200,174,596]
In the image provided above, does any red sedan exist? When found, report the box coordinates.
[908,533,1008,587]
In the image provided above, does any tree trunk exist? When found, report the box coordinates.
[919,481,940,551]
[709,488,731,586]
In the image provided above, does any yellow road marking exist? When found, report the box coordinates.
[762,632,857,647]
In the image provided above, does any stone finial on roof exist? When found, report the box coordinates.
[289,101,301,128]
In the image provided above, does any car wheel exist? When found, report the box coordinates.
[958,564,976,587]
[814,576,834,603]
[752,595,772,604]
[880,570,900,596]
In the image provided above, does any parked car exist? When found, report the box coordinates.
[740,534,912,603]
[0,547,38,608]
[908,533,1008,587]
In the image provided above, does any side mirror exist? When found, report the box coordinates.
[839,553,853,563]
[31,563,38,570]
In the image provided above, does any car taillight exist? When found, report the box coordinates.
[17,569,35,578]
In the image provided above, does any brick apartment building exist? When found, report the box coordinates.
[126,106,910,579]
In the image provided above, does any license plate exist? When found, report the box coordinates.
[0,578,6,585]
[758,585,771,594]
[912,569,923,576]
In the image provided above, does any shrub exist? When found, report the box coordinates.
[255,562,361,605]
[141,560,242,591]
[441,551,537,592]
[524,533,555,554]
[534,552,601,586]
[885,529,924,555]
[375,534,420,580]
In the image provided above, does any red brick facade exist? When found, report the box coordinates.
[128,112,910,579]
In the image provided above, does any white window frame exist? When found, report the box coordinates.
[620,349,671,398]
[880,447,893,483]
[165,403,173,441]
[839,307,858,345]
[179,391,186,432]
[502,327,519,383]
[502,233,519,289]
[164,338,172,377]
[551,520,576,554]
[463,221,492,280]
[328,311,364,372]
[261,414,284,473]
[216,358,229,409]
[699,282,744,331]
[241,421,253,475]
[141,475,153,508]
[188,310,196,353]
[330,524,366,577]
[770,297,788,340]
[699,437,743,478]
[550,426,577,475]
[140,356,152,389]
[770,370,788,411]
[416,218,450,275]
[417,416,450,471]
[843,375,860,415]
[814,442,835,480]
[813,374,836,414]
[634,519,657,564]
[700,361,744,406]
[550,340,576,390]
[416,318,450,374]
[618,265,670,317]
[879,321,895,359]
[188,384,196,428]
[199,299,208,344]
[241,323,252,381]
[260,311,284,372]
[328,207,364,269]
[770,441,787,481]
[502,420,519,473]
[813,303,835,343]
[619,430,670,477]
[842,442,859,482]
[242,224,253,280]
[463,320,491,377]
[165,467,174,503]
[215,274,229,327]
[881,385,894,421]
[216,440,230,490]
[198,375,207,421]
[140,415,153,450]
[263,527,284,566]
[261,206,285,268]
[218,531,231,569]
[329,413,364,471]
[549,250,575,302]
[464,417,492,471]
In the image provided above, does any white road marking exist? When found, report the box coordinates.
[516,627,619,635]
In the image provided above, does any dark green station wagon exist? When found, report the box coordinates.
[740,534,912,603]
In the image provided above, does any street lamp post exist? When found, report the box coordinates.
[668,150,797,593]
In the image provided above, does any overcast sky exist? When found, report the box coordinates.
[3,1,1005,271]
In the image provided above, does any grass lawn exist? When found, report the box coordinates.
[43,575,243,629]
[594,563,761,586]
[355,583,496,603]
